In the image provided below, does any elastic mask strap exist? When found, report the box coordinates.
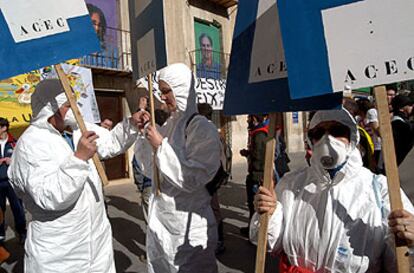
[327,159,347,179]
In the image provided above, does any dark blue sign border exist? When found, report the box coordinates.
[0,13,99,80]
[277,0,363,99]
[224,0,342,115]
[129,0,167,81]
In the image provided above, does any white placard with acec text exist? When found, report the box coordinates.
[322,0,414,91]
[0,0,89,43]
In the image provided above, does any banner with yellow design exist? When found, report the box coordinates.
[0,62,101,137]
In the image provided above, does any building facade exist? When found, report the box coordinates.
[82,0,306,182]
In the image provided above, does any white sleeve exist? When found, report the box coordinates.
[8,141,90,211]
[377,174,414,216]
[134,135,154,178]
[91,118,138,160]
[249,202,284,253]
[377,175,414,272]
[155,119,221,193]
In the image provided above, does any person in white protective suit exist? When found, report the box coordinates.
[135,63,221,273]
[251,108,414,273]
[7,79,145,273]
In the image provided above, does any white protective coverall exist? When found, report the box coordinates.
[136,63,221,273]
[7,79,138,273]
[250,109,414,272]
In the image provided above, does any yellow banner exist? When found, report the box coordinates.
[0,102,32,137]
[0,59,82,137]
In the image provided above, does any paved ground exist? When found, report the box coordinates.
[2,151,414,272]
[106,152,306,273]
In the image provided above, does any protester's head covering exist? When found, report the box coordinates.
[31,79,67,122]
[158,63,197,114]
[392,94,413,112]
[309,108,359,149]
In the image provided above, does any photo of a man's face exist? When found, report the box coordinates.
[194,21,221,79]
[200,34,213,66]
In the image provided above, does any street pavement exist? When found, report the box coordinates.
[1,151,413,272]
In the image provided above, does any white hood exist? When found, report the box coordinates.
[30,79,68,127]
[308,108,362,185]
[309,108,360,150]
[158,63,197,115]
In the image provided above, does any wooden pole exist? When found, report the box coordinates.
[255,113,278,273]
[374,85,409,273]
[55,64,109,186]
[148,74,161,196]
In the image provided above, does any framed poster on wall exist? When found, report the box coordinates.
[194,20,222,79]
[83,0,119,69]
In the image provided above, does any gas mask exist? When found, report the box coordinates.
[311,134,350,170]
[64,109,78,129]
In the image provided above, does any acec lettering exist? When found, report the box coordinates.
[20,17,66,37]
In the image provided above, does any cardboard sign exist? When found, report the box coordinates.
[278,0,414,99]
[129,0,167,80]
[0,0,100,80]
[223,0,342,115]
[139,72,227,110]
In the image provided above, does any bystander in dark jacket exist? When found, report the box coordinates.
[240,114,268,232]
[391,95,414,165]
[0,118,26,246]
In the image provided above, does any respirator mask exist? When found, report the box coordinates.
[311,134,350,169]
[64,109,78,129]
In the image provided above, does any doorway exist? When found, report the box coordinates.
[95,90,128,180]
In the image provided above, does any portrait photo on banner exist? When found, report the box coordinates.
[194,20,222,80]
[83,0,120,69]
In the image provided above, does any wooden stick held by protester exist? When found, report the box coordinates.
[374,85,409,273]
[55,64,109,186]
[255,113,277,273]
[148,74,161,196]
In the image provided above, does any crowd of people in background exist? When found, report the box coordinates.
[0,118,26,263]
[1,70,414,272]
[309,85,414,175]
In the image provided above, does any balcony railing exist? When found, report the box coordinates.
[189,49,230,79]
[80,25,132,72]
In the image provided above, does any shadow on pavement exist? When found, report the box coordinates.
[107,195,143,221]
[114,249,137,273]
[108,195,147,273]
[216,181,280,273]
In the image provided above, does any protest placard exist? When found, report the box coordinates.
[0,0,99,80]
[223,0,342,116]
[278,0,414,99]
[129,0,167,80]
[0,0,107,185]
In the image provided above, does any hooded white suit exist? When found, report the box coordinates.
[250,109,414,272]
[7,79,138,273]
[136,63,221,273]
